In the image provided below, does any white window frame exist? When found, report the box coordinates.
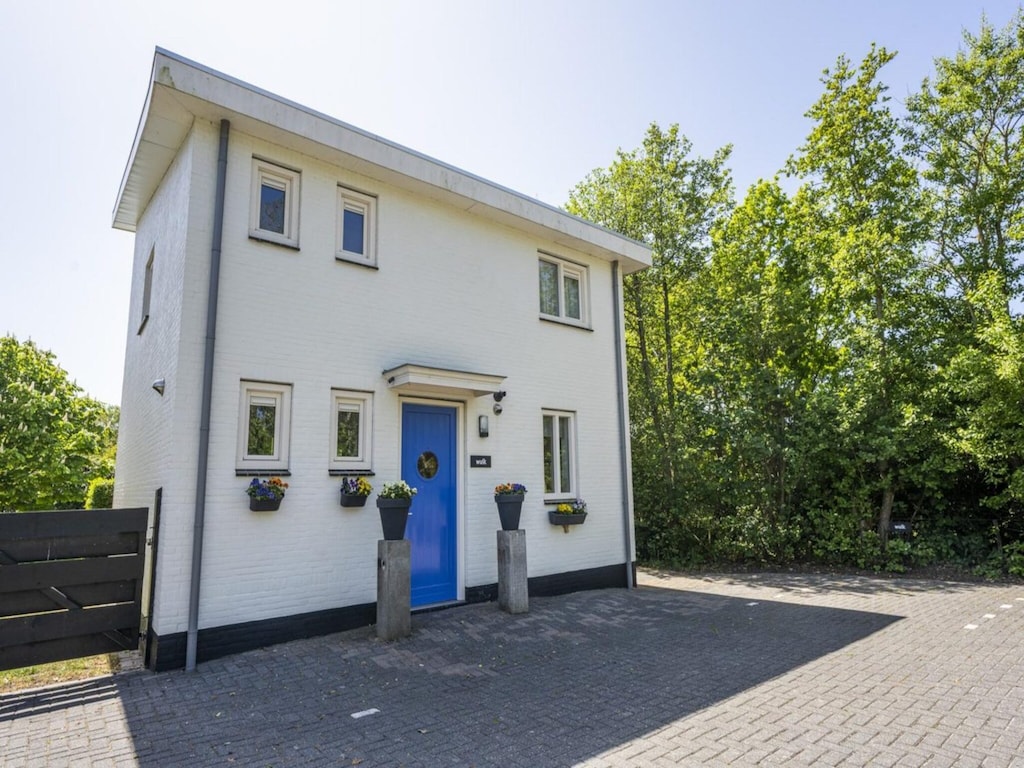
[542,409,577,500]
[249,158,301,248]
[538,253,590,327]
[329,389,374,471]
[138,247,154,334]
[335,186,377,266]
[236,381,292,471]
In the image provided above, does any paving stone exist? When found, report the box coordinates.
[2,571,1023,766]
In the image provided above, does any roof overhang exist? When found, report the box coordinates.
[113,49,653,275]
[383,364,505,398]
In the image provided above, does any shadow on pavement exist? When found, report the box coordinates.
[0,676,121,723]
[3,586,902,766]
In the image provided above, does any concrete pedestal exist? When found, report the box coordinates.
[376,539,411,640]
[497,529,528,614]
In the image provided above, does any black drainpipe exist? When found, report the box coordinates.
[612,261,635,589]
[186,119,230,671]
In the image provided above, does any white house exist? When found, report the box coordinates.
[112,49,652,671]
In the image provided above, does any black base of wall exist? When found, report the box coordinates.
[147,562,633,671]
[466,561,631,604]
[465,583,498,603]
[147,602,375,672]
[530,561,632,596]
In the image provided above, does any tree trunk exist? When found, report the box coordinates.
[877,482,895,551]
[630,279,674,486]
[660,276,676,411]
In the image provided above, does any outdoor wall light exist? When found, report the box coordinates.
[478,415,489,438]
[152,378,166,396]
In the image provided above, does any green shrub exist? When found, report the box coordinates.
[84,478,114,509]
[882,538,912,572]
[1005,542,1024,578]
[974,540,1024,579]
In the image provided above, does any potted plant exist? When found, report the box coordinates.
[246,477,288,511]
[340,476,373,507]
[376,480,417,540]
[549,498,587,532]
[494,483,527,531]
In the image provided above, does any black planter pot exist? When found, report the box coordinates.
[548,510,587,531]
[376,497,412,540]
[340,492,369,508]
[495,494,525,531]
[249,496,283,512]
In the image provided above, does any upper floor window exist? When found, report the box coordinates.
[330,389,373,471]
[336,186,377,267]
[138,247,154,334]
[539,254,589,327]
[542,410,577,499]
[237,381,292,472]
[250,159,300,248]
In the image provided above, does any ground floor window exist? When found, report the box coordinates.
[330,389,373,471]
[237,381,292,471]
[542,410,576,498]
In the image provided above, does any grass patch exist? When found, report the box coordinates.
[0,654,120,694]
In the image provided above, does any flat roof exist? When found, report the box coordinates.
[112,49,652,274]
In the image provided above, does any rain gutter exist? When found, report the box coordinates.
[186,119,230,670]
[612,261,635,589]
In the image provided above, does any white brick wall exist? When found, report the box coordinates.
[114,128,198,635]
[117,119,635,635]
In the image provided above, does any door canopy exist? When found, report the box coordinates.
[383,364,505,398]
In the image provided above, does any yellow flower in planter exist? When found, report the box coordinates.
[554,499,586,515]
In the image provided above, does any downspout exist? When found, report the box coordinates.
[612,261,635,589]
[186,119,230,671]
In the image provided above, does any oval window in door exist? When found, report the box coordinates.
[417,451,439,480]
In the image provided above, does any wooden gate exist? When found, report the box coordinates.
[0,507,150,671]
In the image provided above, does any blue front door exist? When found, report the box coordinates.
[402,403,458,606]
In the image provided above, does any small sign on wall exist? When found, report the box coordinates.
[470,455,492,468]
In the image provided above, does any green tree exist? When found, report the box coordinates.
[907,10,1024,306]
[565,124,733,561]
[790,46,936,549]
[85,477,115,509]
[907,12,1024,533]
[563,13,1023,571]
[697,180,823,560]
[0,336,117,512]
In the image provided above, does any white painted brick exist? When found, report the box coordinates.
[116,119,637,635]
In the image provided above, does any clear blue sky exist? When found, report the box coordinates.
[1,0,1019,405]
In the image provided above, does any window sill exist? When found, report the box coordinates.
[328,469,376,477]
[335,254,378,270]
[249,232,300,250]
[236,469,292,477]
[539,315,593,332]
[544,497,578,505]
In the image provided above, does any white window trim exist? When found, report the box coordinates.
[237,381,292,471]
[249,158,300,248]
[329,389,374,471]
[542,409,578,500]
[539,253,590,328]
[335,186,377,267]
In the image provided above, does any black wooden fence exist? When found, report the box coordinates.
[0,507,150,671]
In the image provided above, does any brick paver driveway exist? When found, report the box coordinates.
[2,570,1022,766]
